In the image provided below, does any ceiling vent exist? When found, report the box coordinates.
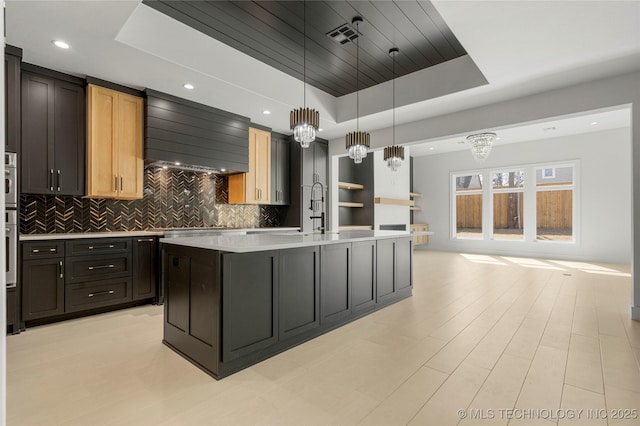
[326,23,359,44]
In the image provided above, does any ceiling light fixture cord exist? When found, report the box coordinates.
[392,47,395,147]
[303,0,306,108]
[355,18,359,133]
[344,16,369,164]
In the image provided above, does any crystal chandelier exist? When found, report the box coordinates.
[383,47,404,172]
[345,16,369,164]
[290,0,319,148]
[467,132,497,162]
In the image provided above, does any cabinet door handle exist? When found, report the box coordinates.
[114,176,118,192]
[120,176,123,191]
[57,170,61,192]
[49,248,57,252]
[50,169,54,192]
[88,244,115,250]
[88,290,115,297]
[137,238,154,242]
[88,264,115,270]
[59,261,63,278]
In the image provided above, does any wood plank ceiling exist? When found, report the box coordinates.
[143,1,467,97]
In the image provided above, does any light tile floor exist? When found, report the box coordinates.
[7,251,640,425]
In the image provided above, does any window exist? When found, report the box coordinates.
[536,165,574,241]
[542,167,556,179]
[492,170,525,240]
[453,174,483,239]
[450,161,577,243]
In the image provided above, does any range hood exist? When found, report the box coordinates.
[144,89,250,174]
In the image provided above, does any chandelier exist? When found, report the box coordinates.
[467,132,497,162]
[290,0,319,148]
[383,47,404,172]
[345,16,369,164]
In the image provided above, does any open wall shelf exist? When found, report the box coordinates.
[338,201,364,208]
[338,181,364,190]
[338,156,374,231]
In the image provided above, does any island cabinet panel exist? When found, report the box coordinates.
[396,238,413,294]
[320,243,351,325]
[279,246,320,341]
[222,251,279,362]
[376,238,397,305]
[351,240,376,315]
[163,247,221,377]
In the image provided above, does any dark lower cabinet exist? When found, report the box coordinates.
[7,287,19,334]
[222,251,278,362]
[21,237,158,326]
[351,240,376,315]
[22,258,65,321]
[132,237,158,301]
[376,238,397,305]
[162,237,413,379]
[396,238,413,293]
[279,246,320,341]
[164,248,220,377]
[320,243,351,324]
[65,278,131,313]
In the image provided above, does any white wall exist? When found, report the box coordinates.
[373,149,410,230]
[413,127,632,263]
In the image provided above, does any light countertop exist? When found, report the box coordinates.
[160,230,422,253]
[19,227,300,241]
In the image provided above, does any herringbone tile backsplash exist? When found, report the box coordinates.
[20,168,286,234]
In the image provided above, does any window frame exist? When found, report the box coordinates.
[450,160,579,244]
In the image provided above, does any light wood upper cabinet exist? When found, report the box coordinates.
[87,84,143,199]
[229,127,271,204]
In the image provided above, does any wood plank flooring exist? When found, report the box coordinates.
[6,251,640,425]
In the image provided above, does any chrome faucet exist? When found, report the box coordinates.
[309,181,326,234]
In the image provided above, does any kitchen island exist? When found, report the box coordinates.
[160,231,414,379]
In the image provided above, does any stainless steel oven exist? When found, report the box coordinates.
[5,152,17,208]
[6,210,17,288]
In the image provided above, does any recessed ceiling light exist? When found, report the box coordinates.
[262,110,271,115]
[591,121,598,125]
[221,168,226,172]
[183,83,194,90]
[162,166,168,169]
[52,40,70,49]
[496,137,501,140]
[318,128,324,132]
[175,162,181,166]
[429,147,434,151]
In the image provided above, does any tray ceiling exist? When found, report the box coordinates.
[143,0,467,97]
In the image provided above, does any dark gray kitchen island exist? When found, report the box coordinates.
[160,231,413,379]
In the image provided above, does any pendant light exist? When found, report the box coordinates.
[345,16,369,164]
[383,47,404,172]
[290,0,319,148]
[467,132,497,162]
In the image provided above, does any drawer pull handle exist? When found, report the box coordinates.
[88,244,115,250]
[88,290,115,297]
[49,248,57,252]
[32,249,39,253]
[137,238,154,242]
[32,247,57,253]
[88,264,115,270]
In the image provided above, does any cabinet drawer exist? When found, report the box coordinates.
[65,253,131,283]
[22,241,65,259]
[65,278,132,313]
[65,238,130,256]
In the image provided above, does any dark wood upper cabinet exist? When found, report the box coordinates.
[21,68,85,196]
[270,133,290,205]
[5,46,22,153]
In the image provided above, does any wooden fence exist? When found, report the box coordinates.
[456,190,572,230]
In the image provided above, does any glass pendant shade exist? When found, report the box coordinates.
[384,145,405,172]
[345,131,370,164]
[467,132,496,162]
[291,107,319,148]
[289,1,319,149]
[384,47,404,172]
